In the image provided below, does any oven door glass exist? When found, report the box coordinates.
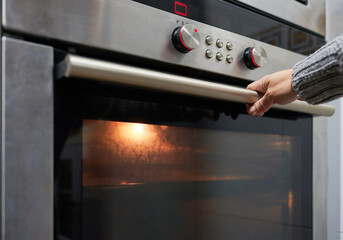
[55,79,312,240]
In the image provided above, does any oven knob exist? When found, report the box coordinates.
[244,46,267,69]
[172,24,200,53]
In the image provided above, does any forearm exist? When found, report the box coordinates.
[292,35,343,104]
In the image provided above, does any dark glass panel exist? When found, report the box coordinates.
[54,80,313,240]
[132,0,325,55]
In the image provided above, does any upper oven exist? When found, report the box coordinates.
[0,0,334,240]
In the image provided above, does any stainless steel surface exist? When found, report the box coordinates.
[325,1,343,237]
[3,0,305,81]
[63,54,335,117]
[313,116,328,240]
[234,0,326,35]
[1,37,53,240]
[252,46,267,67]
[180,24,200,50]
[325,3,343,239]
[326,100,341,240]
[0,4,3,238]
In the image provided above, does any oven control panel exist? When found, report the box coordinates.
[172,24,268,70]
[201,31,236,64]
[3,0,306,81]
[203,34,235,64]
[166,19,298,81]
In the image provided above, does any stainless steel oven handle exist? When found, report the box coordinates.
[63,55,335,116]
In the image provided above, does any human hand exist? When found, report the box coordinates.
[246,69,298,116]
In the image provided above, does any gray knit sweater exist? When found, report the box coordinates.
[292,35,343,104]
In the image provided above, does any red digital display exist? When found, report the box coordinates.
[174,1,187,17]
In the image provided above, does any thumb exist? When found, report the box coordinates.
[247,94,273,116]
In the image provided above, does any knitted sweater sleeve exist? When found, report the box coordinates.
[292,35,343,104]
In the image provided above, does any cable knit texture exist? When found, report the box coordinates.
[292,35,343,104]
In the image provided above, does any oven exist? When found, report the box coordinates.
[0,0,334,240]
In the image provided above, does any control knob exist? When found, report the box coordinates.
[172,24,200,53]
[244,46,267,69]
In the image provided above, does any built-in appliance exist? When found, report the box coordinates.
[0,0,332,240]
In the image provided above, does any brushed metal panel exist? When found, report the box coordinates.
[0,2,2,238]
[63,54,335,116]
[234,0,326,35]
[1,37,53,240]
[313,116,328,240]
[326,99,341,240]
[3,0,305,81]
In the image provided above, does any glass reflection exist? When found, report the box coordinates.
[83,119,309,240]
[83,120,296,186]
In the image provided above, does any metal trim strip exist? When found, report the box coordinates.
[1,37,54,240]
[2,0,308,81]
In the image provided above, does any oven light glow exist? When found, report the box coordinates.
[288,191,293,219]
[135,124,144,133]
[117,122,156,143]
[288,191,293,207]
[83,120,299,187]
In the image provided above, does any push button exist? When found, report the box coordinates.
[205,49,213,58]
[226,54,233,63]
[216,39,223,48]
[205,36,213,45]
[216,52,223,61]
[226,42,233,51]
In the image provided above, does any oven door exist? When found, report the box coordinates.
[55,56,318,240]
